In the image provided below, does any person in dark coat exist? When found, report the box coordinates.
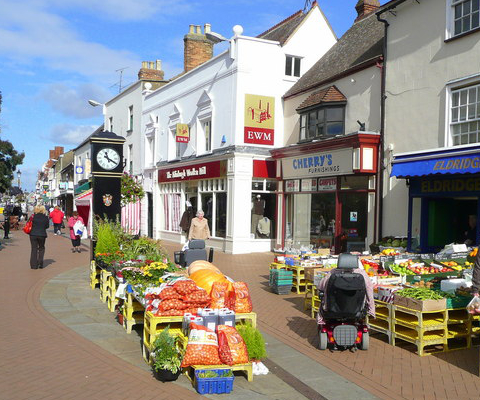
[179,205,195,236]
[2,207,10,239]
[29,205,50,269]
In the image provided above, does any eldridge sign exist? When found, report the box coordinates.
[282,148,353,179]
[244,94,275,145]
[158,161,226,183]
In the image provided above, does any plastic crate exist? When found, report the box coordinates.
[446,295,471,309]
[194,369,234,394]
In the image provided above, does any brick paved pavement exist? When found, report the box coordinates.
[0,230,200,400]
[2,225,480,400]
[160,242,480,400]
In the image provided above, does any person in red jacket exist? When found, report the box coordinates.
[49,206,65,235]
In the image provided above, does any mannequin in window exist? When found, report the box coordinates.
[257,216,271,238]
[251,194,266,238]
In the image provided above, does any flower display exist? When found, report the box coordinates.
[121,172,145,206]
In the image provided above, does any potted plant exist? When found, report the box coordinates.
[151,326,184,382]
[236,324,268,374]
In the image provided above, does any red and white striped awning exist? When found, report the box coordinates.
[75,189,92,205]
[122,199,141,235]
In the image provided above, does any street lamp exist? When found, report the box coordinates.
[17,169,21,189]
[88,99,106,116]
[205,25,243,60]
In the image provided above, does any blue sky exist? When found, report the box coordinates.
[0,0,379,191]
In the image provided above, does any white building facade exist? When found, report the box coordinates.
[143,4,337,253]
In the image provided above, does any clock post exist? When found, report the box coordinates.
[90,130,126,226]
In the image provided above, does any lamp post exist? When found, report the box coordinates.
[17,169,21,190]
[88,99,106,116]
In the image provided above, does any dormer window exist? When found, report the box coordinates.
[285,55,301,77]
[297,86,347,141]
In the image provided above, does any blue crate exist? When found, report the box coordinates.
[194,369,234,395]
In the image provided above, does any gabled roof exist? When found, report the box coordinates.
[284,9,384,99]
[257,9,307,45]
[297,86,346,111]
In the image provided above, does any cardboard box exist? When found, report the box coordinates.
[305,267,332,281]
[393,294,446,312]
[316,248,331,256]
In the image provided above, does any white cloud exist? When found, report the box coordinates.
[41,83,111,119]
[48,124,98,145]
[0,1,141,80]
[51,0,192,21]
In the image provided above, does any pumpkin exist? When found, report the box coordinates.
[188,260,221,276]
[189,269,229,293]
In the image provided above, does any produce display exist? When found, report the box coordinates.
[395,287,445,300]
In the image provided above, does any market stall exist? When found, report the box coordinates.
[90,218,267,394]
[269,245,479,356]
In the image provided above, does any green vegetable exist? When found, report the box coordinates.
[396,287,445,300]
[236,324,267,361]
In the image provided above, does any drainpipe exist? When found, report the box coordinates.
[376,0,407,243]
[376,9,389,243]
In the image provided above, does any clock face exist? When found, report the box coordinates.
[96,147,120,170]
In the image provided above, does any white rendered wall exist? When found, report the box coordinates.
[284,65,382,146]
[381,0,480,236]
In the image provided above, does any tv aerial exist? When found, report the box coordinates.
[110,66,129,93]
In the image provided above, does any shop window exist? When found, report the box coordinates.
[251,193,276,239]
[285,192,336,249]
[451,0,480,37]
[160,191,181,232]
[340,176,370,190]
[450,83,480,145]
[299,106,345,141]
[285,55,301,77]
[252,179,277,192]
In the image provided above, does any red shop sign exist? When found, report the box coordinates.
[158,160,226,183]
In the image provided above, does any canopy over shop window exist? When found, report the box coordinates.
[391,144,480,178]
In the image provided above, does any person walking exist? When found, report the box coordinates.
[188,210,210,241]
[2,207,10,239]
[68,211,84,253]
[49,206,65,235]
[29,205,50,269]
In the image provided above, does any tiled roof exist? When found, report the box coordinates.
[296,86,346,111]
[284,10,384,98]
[257,9,306,46]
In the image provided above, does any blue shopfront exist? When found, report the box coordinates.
[391,145,480,253]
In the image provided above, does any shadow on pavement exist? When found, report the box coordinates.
[286,315,318,348]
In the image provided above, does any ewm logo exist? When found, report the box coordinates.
[244,128,274,145]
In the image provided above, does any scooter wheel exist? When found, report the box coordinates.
[359,332,369,350]
[319,332,328,350]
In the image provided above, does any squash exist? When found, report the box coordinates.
[189,269,229,293]
[188,260,221,276]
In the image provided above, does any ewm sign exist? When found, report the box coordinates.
[244,94,274,145]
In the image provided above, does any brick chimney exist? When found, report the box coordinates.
[138,60,165,81]
[355,0,380,22]
[184,24,214,73]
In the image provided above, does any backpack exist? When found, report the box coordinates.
[323,269,367,320]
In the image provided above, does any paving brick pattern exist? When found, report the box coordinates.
[0,231,200,400]
[161,242,480,400]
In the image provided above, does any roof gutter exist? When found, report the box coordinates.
[375,0,405,242]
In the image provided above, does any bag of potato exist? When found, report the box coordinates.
[226,282,253,313]
[181,323,222,367]
[217,325,249,365]
[210,281,229,309]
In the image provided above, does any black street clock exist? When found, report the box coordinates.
[90,130,126,223]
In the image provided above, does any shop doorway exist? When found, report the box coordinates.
[338,192,368,253]
[424,197,477,251]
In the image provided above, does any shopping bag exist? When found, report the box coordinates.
[73,220,84,236]
[23,216,33,234]
[81,228,88,240]
[467,296,480,314]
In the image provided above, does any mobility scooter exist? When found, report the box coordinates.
[317,253,369,351]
